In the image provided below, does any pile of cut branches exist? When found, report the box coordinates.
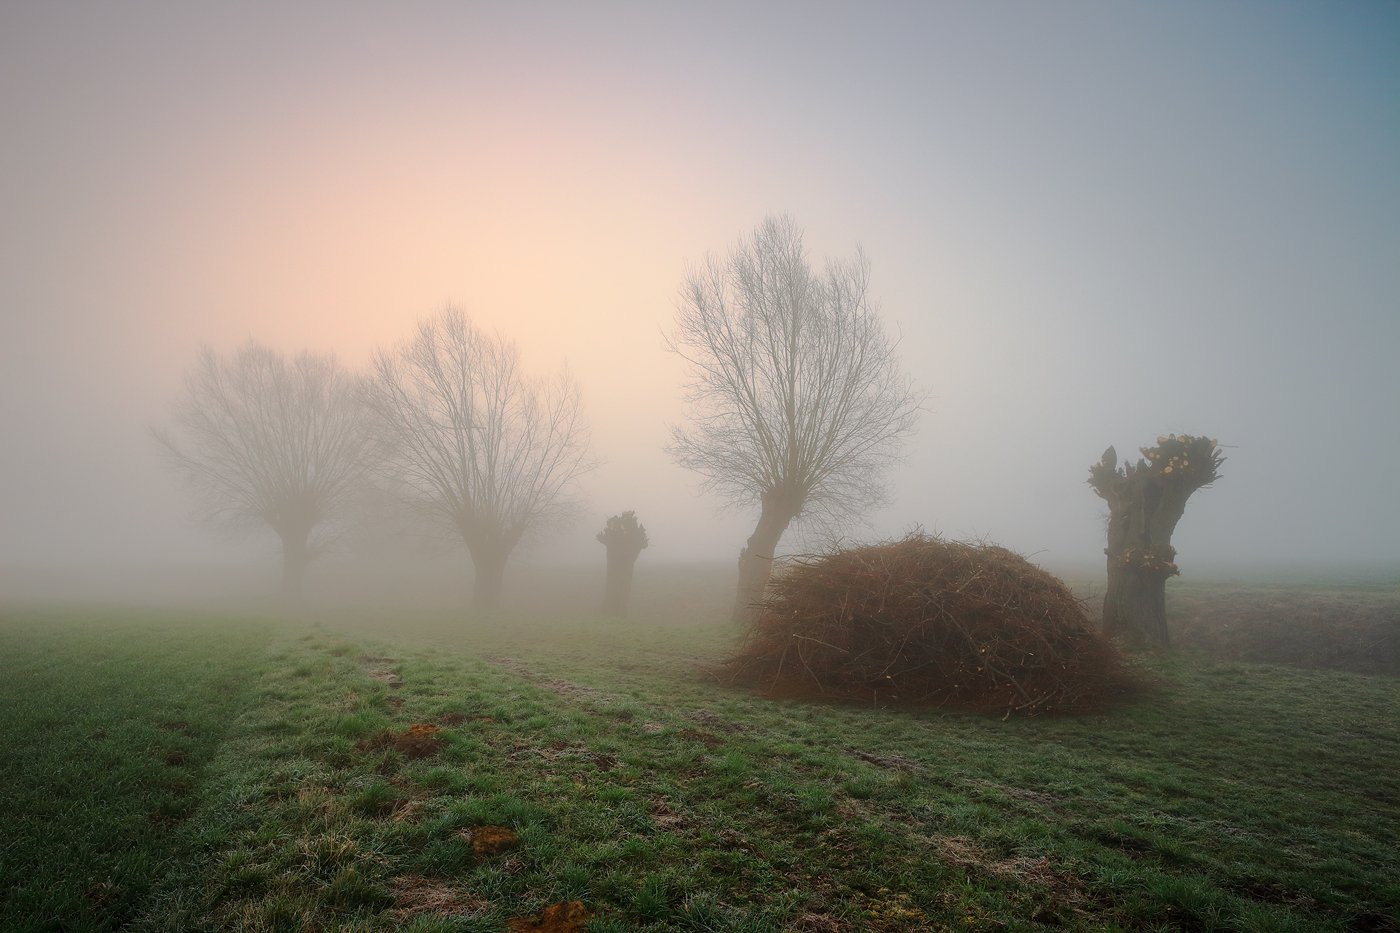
[724,534,1136,716]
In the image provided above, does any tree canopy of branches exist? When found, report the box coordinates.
[668,215,924,621]
[363,308,592,610]
[154,341,372,599]
[1088,434,1224,647]
[597,510,648,617]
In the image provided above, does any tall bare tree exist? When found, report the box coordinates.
[363,308,592,610]
[668,215,925,621]
[154,342,372,599]
[1088,435,1224,647]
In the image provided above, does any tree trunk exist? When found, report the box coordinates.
[733,500,796,624]
[1089,437,1222,650]
[470,547,509,611]
[1097,480,1183,648]
[279,531,310,602]
[601,545,643,616]
[1102,563,1169,648]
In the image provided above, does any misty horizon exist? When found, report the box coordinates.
[3,2,1398,601]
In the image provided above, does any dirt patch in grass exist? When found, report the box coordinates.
[395,723,443,757]
[970,779,1061,808]
[690,708,745,733]
[388,874,489,922]
[163,749,190,767]
[676,728,723,748]
[506,900,589,931]
[391,798,429,823]
[936,835,1087,908]
[460,824,520,857]
[509,738,586,766]
[357,723,444,759]
[159,720,197,736]
[852,749,919,772]
[368,669,403,688]
[649,798,690,832]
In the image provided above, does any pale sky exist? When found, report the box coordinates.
[2,1,1397,580]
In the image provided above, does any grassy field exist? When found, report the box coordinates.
[1,581,1398,931]
[1164,580,1398,676]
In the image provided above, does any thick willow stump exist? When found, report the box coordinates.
[1088,435,1223,648]
[597,511,648,616]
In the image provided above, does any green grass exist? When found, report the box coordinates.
[1,597,1397,931]
[0,610,269,929]
[1163,579,1399,675]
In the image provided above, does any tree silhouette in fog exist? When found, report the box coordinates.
[1088,435,1224,648]
[154,342,372,600]
[363,308,592,610]
[668,215,924,622]
[597,511,648,617]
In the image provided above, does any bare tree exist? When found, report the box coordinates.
[363,308,592,610]
[668,215,925,621]
[1088,435,1224,648]
[154,341,372,600]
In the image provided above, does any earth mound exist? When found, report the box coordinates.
[357,723,445,758]
[725,534,1135,715]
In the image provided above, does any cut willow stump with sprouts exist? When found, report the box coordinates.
[1088,435,1225,649]
[597,510,648,617]
[723,534,1136,716]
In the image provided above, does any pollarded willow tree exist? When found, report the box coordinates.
[363,308,592,610]
[1088,434,1224,648]
[668,215,925,622]
[154,341,373,600]
[597,511,648,617]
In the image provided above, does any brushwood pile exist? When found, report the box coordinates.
[726,534,1135,715]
